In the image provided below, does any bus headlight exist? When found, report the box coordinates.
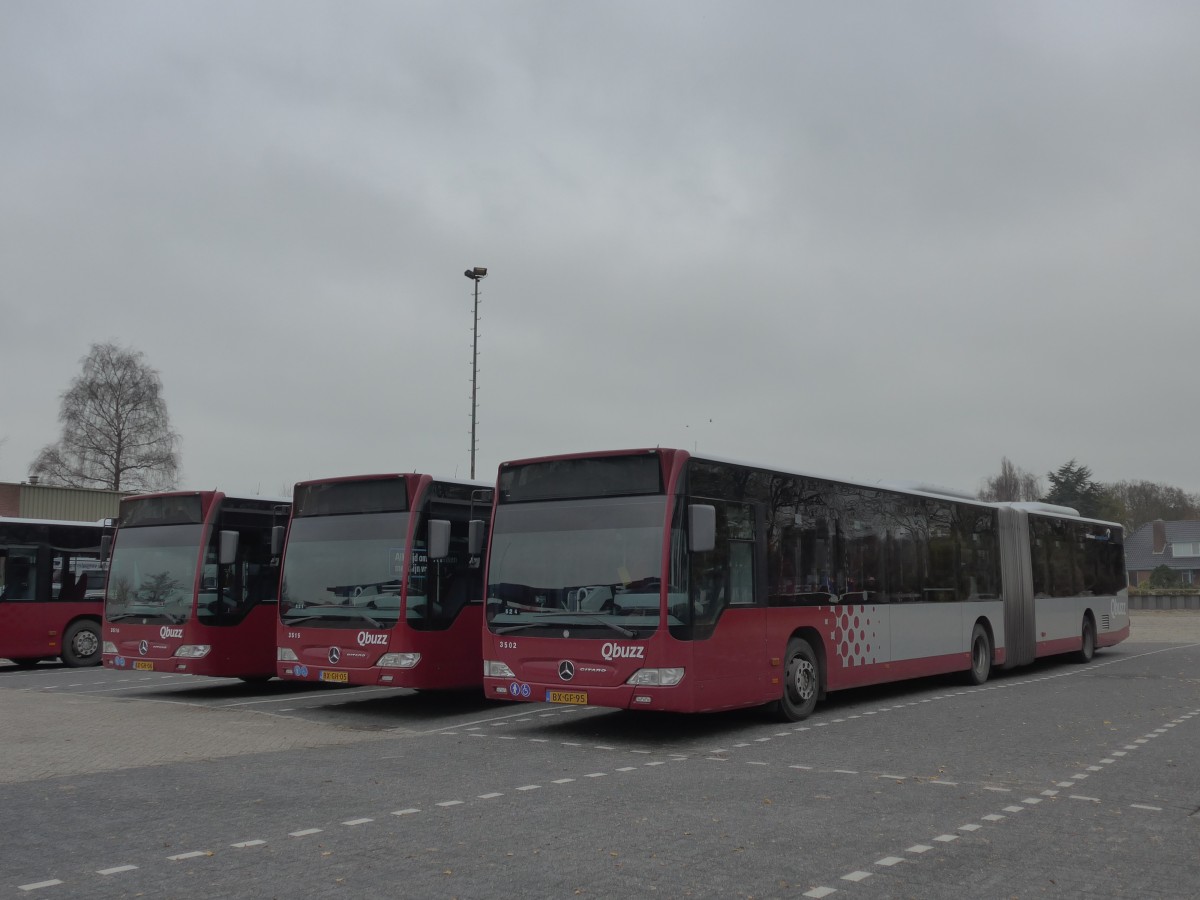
[173,645,211,659]
[626,668,684,687]
[277,648,299,662]
[378,652,420,669]
[103,642,118,654]
[484,660,515,678]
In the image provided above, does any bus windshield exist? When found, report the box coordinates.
[486,495,672,638]
[280,512,408,630]
[105,525,204,625]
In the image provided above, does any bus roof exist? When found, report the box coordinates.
[495,447,1123,530]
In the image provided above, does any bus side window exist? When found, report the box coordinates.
[1,551,37,601]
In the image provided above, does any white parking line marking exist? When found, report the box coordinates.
[436,800,464,807]
[803,887,837,898]
[907,845,933,853]
[1131,804,1163,811]
[876,856,904,866]
[842,871,872,882]
[516,785,540,791]
[18,880,63,891]
[1022,798,1042,805]
[478,793,503,799]
[933,834,958,843]
[231,840,266,848]
[97,865,138,875]
[391,809,419,817]
[290,828,323,836]
[585,773,606,778]
[983,786,1010,792]
[834,769,858,775]
[983,814,1005,822]
[931,780,958,786]
[552,778,575,784]
[959,824,981,832]
[1069,795,1100,803]
[167,851,208,860]
[1003,806,1025,813]
[342,818,373,826]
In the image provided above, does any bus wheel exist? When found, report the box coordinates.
[966,624,992,685]
[61,620,101,667]
[1076,617,1096,663]
[779,638,819,721]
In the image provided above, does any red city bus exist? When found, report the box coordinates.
[1,517,111,667]
[276,474,493,689]
[481,448,1130,719]
[102,491,290,680]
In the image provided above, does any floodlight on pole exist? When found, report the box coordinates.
[463,267,488,479]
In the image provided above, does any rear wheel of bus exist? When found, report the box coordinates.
[776,637,819,721]
[1076,615,1096,663]
[966,623,992,685]
[61,619,101,668]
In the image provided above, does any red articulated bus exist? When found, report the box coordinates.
[276,474,493,689]
[1,517,111,668]
[481,448,1130,719]
[102,491,290,680]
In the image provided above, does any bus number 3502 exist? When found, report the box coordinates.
[499,641,518,650]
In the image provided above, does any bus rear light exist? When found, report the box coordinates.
[277,648,299,662]
[173,645,211,659]
[103,642,118,654]
[484,660,515,678]
[378,652,420,668]
[625,668,684,687]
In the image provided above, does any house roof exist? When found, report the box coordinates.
[1125,519,1200,571]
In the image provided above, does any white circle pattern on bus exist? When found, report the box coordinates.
[830,605,877,667]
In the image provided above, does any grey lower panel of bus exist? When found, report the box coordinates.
[998,506,1036,668]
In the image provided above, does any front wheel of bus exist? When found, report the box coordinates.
[61,620,101,668]
[779,638,819,721]
[966,624,992,685]
[1076,616,1096,663]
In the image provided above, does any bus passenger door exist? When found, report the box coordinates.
[688,500,767,709]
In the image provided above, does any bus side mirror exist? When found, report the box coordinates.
[218,530,239,566]
[100,535,112,563]
[468,519,485,556]
[428,520,451,560]
[271,525,286,556]
[689,504,716,553]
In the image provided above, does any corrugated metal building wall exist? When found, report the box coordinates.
[0,482,130,521]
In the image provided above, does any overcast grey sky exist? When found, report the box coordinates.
[2,1,1198,499]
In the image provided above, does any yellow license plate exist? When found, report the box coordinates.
[546,690,587,705]
[320,670,349,683]
[134,661,154,671]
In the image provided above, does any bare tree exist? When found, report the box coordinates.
[30,342,181,491]
[978,457,1042,502]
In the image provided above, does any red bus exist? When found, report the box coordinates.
[481,449,1130,719]
[1,517,111,668]
[102,491,290,680]
[276,474,493,689]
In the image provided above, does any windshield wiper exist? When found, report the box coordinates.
[284,609,385,629]
[494,613,636,639]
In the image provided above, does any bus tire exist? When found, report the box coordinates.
[778,638,819,721]
[61,620,101,668]
[966,623,992,685]
[1076,616,1096,663]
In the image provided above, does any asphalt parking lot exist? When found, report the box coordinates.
[2,613,1198,899]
